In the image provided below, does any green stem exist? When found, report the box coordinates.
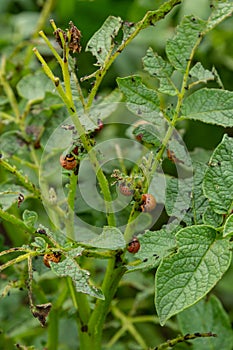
[33,47,116,226]
[47,308,59,350]
[67,278,92,348]
[66,172,77,240]
[111,306,148,349]
[88,257,127,349]
[86,0,182,108]
[0,251,38,272]
[24,0,56,66]
[0,207,35,235]
[0,57,20,121]
[0,158,41,199]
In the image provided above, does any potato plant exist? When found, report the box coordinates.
[1,0,233,349]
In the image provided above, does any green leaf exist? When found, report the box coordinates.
[165,177,192,219]
[178,295,233,350]
[0,184,29,210]
[117,76,163,128]
[167,138,192,166]
[189,62,215,84]
[203,204,223,227]
[133,123,161,147]
[223,214,233,237]
[22,209,38,227]
[31,237,48,252]
[186,162,208,225]
[207,1,233,31]
[85,16,122,66]
[87,227,126,250]
[166,15,206,72]
[155,225,231,325]
[127,228,177,272]
[17,73,53,100]
[0,130,27,156]
[51,257,104,299]
[142,47,177,96]
[181,88,233,127]
[203,134,233,214]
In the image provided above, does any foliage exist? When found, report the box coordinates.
[1,0,233,349]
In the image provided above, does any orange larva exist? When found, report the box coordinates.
[141,194,156,212]
[59,153,77,170]
[43,252,61,268]
[118,182,134,196]
[127,237,140,253]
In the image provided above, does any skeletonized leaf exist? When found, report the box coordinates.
[203,134,233,214]
[142,47,177,96]
[189,62,215,84]
[181,88,233,127]
[166,15,206,72]
[178,295,233,350]
[155,225,231,325]
[117,76,163,128]
[86,16,122,66]
[51,257,104,299]
[165,177,193,220]
[207,1,233,31]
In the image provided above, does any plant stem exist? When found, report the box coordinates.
[0,57,20,121]
[33,47,116,227]
[86,0,183,108]
[88,256,127,349]
[0,158,41,199]
[24,0,56,66]
[0,207,35,234]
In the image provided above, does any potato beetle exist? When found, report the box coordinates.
[127,237,140,253]
[141,194,156,212]
[43,252,61,268]
[118,182,134,196]
[59,153,77,170]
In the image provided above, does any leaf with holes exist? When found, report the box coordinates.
[86,16,122,66]
[51,257,104,299]
[166,15,206,72]
[117,76,163,129]
[143,47,177,96]
[127,228,177,272]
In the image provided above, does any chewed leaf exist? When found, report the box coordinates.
[181,88,233,127]
[0,184,29,210]
[207,1,233,31]
[86,16,122,66]
[189,62,215,84]
[127,229,177,272]
[203,134,233,214]
[155,225,231,325]
[51,257,104,299]
[117,76,163,128]
[166,15,206,72]
[143,47,177,96]
[133,123,161,147]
